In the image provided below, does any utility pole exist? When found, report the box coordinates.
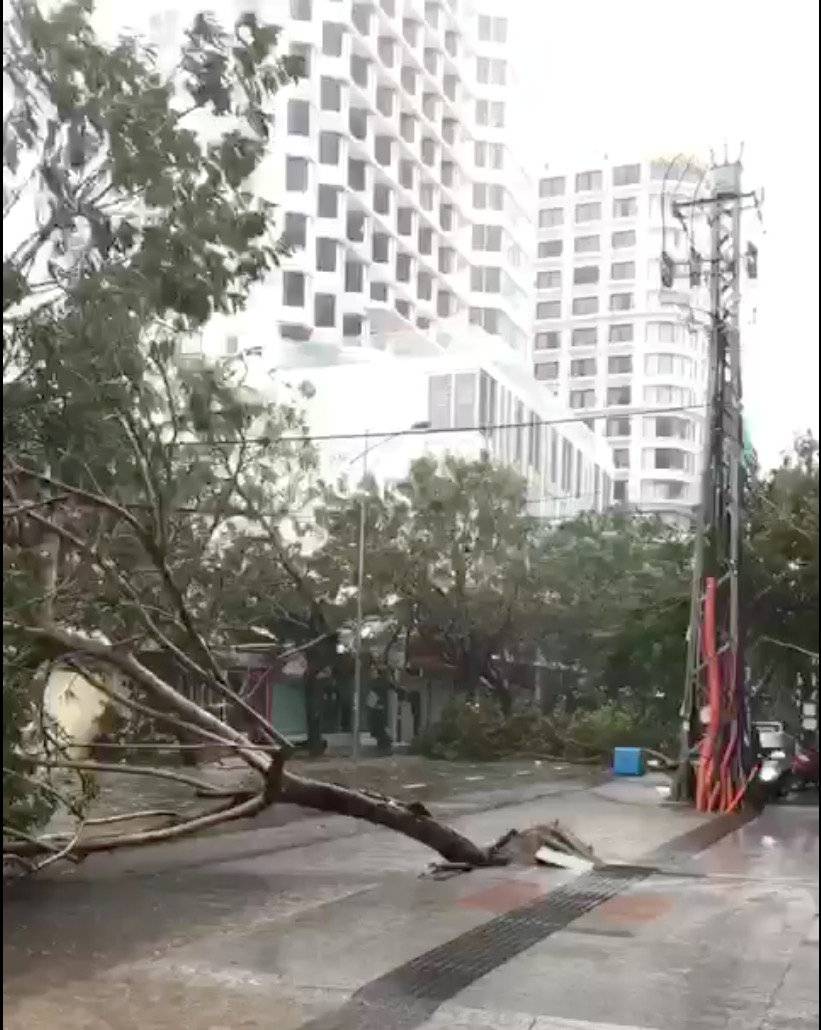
[667,154,761,808]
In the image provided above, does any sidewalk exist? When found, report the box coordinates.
[2,773,726,1030]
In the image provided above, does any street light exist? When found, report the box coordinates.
[349,420,430,762]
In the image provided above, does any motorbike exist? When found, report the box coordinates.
[753,723,796,801]
[790,746,819,793]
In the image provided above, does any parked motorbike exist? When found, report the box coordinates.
[790,746,819,793]
[754,723,796,801]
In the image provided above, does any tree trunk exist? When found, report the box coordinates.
[302,670,325,757]
[279,771,500,867]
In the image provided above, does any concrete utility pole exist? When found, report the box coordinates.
[667,155,762,808]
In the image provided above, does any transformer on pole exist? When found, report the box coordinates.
[667,158,760,808]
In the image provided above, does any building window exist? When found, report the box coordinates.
[572,296,598,315]
[606,416,631,437]
[320,77,342,110]
[575,202,601,223]
[537,301,561,319]
[611,261,635,281]
[396,253,412,282]
[322,22,344,57]
[612,448,630,469]
[347,210,366,243]
[613,197,637,218]
[315,237,337,272]
[539,208,564,228]
[472,225,503,251]
[570,389,596,409]
[540,176,565,198]
[478,15,507,41]
[576,170,602,192]
[613,163,641,186]
[644,416,693,440]
[373,183,390,214]
[291,0,312,20]
[651,321,676,343]
[397,208,413,236]
[535,331,560,350]
[314,293,336,327]
[573,265,599,285]
[571,358,596,377]
[477,57,506,84]
[348,158,366,191]
[417,271,432,301]
[609,323,634,343]
[574,235,600,253]
[612,230,636,249]
[287,99,310,135]
[377,87,391,117]
[608,354,632,374]
[289,42,311,78]
[319,132,341,164]
[538,270,561,289]
[475,100,505,127]
[471,267,501,293]
[375,136,392,166]
[283,212,307,249]
[317,185,339,217]
[644,385,693,405]
[645,448,693,472]
[343,315,363,339]
[539,239,563,258]
[286,156,308,191]
[612,480,628,502]
[535,361,559,381]
[607,385,632,405]
[572,327,597,346]
[645,354,694,377]
[345,262,364,292]
[609,292,633,311]
[283,271,305,307]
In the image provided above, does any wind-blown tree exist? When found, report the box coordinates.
[3,1,498,870]
[745,433,819,722]
[533,512,692,723]
[312,454,552,712]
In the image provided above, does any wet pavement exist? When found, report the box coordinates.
[3,777,817,1029]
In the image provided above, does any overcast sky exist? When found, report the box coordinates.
[512,0,819,473]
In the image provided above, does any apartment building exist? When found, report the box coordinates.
[533,156,711,519]
[105,1,536,366]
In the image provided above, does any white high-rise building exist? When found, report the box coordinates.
[107,1,534,365]
[533,156,711,520]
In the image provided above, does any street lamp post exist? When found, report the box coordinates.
[349,421,429,763]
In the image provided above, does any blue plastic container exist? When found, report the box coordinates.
[612,747,645,777]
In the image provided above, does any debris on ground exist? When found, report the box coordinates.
[488,821,599,869]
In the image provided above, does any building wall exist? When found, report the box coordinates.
[533,155,711,519]
[268,324,614,522]
[466,5,534,357]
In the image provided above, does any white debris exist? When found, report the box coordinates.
[535,846,594,872]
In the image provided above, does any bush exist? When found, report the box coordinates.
[411,696,676,762]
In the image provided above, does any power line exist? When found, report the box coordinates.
[179,403,708,447]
